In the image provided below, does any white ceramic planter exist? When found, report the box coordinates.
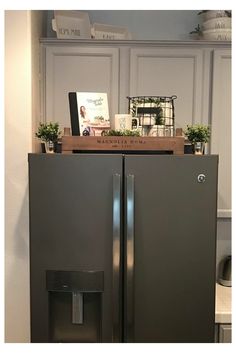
[202,29,231,41]
[200,10,229,22]
[202,17,231,30]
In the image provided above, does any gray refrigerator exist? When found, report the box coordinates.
[28,153,218,343]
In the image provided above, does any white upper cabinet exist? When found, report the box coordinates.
[129,47,210,129]
[43,45,119,128]
[211,49,231,217]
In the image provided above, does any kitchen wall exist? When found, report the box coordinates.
[31,11,48,152]
[5,10,45,343]
[46,10,200,40]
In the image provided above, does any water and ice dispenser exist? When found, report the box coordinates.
[46,270,104,343]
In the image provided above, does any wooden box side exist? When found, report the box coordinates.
[61,136,185,154]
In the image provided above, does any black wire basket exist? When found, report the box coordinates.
[127,95,177,137]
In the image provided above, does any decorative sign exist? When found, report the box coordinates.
[96,138,147,148]
[61,136,185,155]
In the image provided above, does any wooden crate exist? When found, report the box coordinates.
[61,136,185,154]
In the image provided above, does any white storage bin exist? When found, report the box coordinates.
[52,10,91,39]
[91,23,132,40]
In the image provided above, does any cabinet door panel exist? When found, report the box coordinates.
[43,46,119,128]
[211,49,231,217]
[130,48,206,129]
[219,324,232,343]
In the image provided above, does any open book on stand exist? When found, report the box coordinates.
[69,92,110,136]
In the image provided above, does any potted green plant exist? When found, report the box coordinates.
[102,129,140,137]
[35,122,61,153]
[155,110,165,137]
[189,24,202,40]
[184,124,211,155]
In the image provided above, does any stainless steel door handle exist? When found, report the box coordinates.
[112,174,121,342]
[126,174,135,342]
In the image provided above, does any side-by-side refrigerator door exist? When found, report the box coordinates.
[28,154,122,343]
[124,155,218,343]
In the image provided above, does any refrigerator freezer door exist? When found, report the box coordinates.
[29,154,122,343]
[124,155,218,343]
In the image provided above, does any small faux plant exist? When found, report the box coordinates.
[156,112,164,126]
[102,129,140,137]
[184,124,211,143]
[35,122,61,142]
[189,24,202,35]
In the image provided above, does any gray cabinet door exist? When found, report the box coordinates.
[42,45,119,128]
[29,154,122,342]
[219,324,232,343]
[124,155,218,343]
[129,47,208,129]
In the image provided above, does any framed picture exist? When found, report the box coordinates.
[69,92,110,136]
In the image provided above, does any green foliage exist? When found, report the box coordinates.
[184,124,211,143]
[35,122,61,142]
[129,96,162,117]
[146,97,161,105]
[156,109,164,125]
[102,129,140,137]
[190,24,202,35]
